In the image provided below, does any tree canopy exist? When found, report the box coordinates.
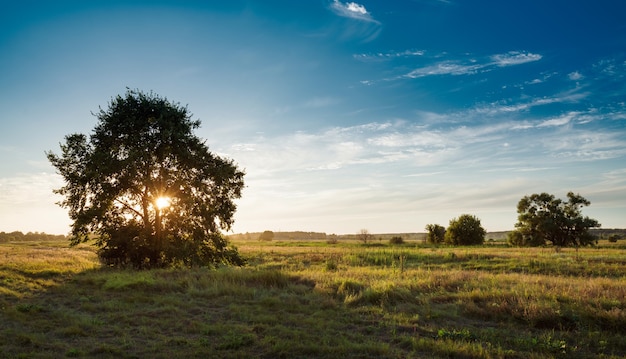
[444,214,486,245]
[47,89,245,268]
[425,224,446,244]
[513,192,600,247]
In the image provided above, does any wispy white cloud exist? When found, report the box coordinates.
[327,0,382,42]
[593,56,626,77]
[330,0,379,23]
[404,62,485,78]
[490,51,542,67]
[472,89,589,116]
[568,71,584,81]
[353,49,425,62]
[537,112,578,127]
[386,50,543,80]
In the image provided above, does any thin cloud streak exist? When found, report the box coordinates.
[400,51,542,79]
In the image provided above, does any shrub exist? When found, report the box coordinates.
[258,230,274,241]
[389,236,404,245]
[425,224,446,244]
[444,214,486,245]
[608,234,620,243]
[507,230,545,247]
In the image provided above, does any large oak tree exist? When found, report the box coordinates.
[513,192,600,247]
[47,89,245,268]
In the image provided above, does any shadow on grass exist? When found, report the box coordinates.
[3,243,626,359]
[1,266,429,359]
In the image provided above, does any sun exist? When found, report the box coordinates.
[155,196,171,210]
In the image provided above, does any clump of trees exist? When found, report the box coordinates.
[424,215,486,246]
[444,214,486,245]
[510,192,600,247]
[47,89,245,269]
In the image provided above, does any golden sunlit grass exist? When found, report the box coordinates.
[1,237,625,358]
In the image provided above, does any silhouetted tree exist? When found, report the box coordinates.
[513,192,600,248]
[444,214,486,245]
[47,89,245,268]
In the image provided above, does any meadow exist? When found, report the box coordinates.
[1,237,625,358]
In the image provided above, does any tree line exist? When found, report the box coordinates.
[425,192,603,247]
[0,231,66,242]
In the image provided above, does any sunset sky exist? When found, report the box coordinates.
[1,1,625,235]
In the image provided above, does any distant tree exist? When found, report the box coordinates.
[389,236,404,245]
[326,234,339,244]
[258,230,275,241]
[444,214,486,245]
[425,224,446,244]
[607,234,620,243]
[357,229,373,244]
[515,192,600,248]
[47,89,245,268]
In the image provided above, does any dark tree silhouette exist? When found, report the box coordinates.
[47,89,245,268]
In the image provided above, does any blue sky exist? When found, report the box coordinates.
[1,0,625,235]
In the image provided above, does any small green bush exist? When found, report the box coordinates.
[389,236,404,245]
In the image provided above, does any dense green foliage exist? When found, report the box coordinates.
[513,192,600,247]
[425,224,446,244]
[444,214,486,245]
[46,89,245,268]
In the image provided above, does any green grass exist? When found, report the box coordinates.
[1,238,625,358]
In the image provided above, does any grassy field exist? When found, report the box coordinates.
[1,238,625,358]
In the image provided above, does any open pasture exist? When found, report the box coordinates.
[1,238,625,358]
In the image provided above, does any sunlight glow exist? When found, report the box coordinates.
[155,196,171,210]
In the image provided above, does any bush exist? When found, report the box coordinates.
[425,224,446,244]
[444,214,486,245]
[258,230,274,241]
[507,230,545,247]
[389,236,404,245]
[608,234,620,243]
